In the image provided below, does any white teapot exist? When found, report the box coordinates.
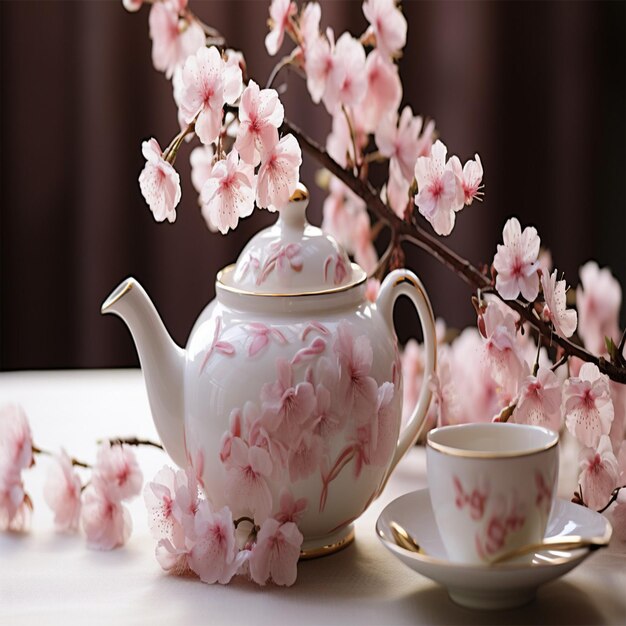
[102,184,436,557]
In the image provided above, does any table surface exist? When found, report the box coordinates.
[1,369,625,626]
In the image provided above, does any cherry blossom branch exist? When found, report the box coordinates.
[597,485,625,514]
[103,437,164,450]
[280,117,626,384]
[32,445,91,468]
[265,50,299,90]
[233,515,256,529]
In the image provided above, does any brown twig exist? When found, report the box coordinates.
[105,437,164,450]
[597,485,625,514]
[32,445,91,468]
[280,117,626,384]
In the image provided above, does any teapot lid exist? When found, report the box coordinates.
[218,183,366,296]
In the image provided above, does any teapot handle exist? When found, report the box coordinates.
[375,269,437,497]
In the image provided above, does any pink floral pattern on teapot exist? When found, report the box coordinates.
[214,320,397,520]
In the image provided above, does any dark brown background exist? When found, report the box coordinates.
[1,0,625,370]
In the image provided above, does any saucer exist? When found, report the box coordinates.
[376,488,612,610]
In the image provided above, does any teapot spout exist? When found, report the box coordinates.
[101,278,186,467]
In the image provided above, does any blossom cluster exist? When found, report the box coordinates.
[136,0,303,233]
[0,405,33,531]
[144,465,303,586]
[401,249,626,536]
[0,404,144,549]
[132,0,484,265]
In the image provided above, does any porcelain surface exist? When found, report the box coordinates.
[102,185,437,551]
[426,423,559,565]
[376,488,612,610]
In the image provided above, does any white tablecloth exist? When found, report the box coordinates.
[1,370,625,626]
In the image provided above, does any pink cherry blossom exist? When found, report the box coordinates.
[618,441,626,483]
[146,465,199,574]
[171,465,200,526]
[355,50,402,133]
[511,367,562,432]
[249,518,303,586]
[139,138,181,223]
[481,302,524,393]
[429,354,463,428]
[81,486,132,550]
[452,327,508,423]
[260,358,316,438]
[323,33,367,113]
[334,321,378,419]
[122,0,143,13]
[274,489,308,525]
[0,404,33,471]
[610,490,626,542]
[414,140,464,236]
[236,80,284,166]
[200,150,255,234]
[541,269,577,339]
[376,106,435,183]
[564,362,614,448]
[179,46,243,146]
[143,465,182,542]
[188,499,245,584]
[224,438,273,523]
[576,261,622,354]
[365,278,381,303]
[401,338,426,423]
[326,110,367,170]
[190,144,215,194]
[384,164,411,218]
[305,28,334,104]
[155,536,192,576]
[450,153,484,205]
[369,382,398,466]
[149,3,204,78]
[43,449,82,533]
[492,217,541,301]
[288,430,323,482]
[0,463,30,531]
[256,134,302,211]
[579,435,619,510]
[299,2,321,53]
[92,442,143,501]
[609,381,626,452]
[322,178,366,248]
[353,210,378,274]
[265,0,297,56]
[363,0,407,58]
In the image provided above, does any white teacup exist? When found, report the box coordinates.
[426,423,559,565]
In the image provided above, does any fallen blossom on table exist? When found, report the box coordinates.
[43,449,82,532]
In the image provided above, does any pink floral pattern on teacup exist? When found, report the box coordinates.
[475,493,527,560]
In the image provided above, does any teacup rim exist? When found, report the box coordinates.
[427,423,559,459]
